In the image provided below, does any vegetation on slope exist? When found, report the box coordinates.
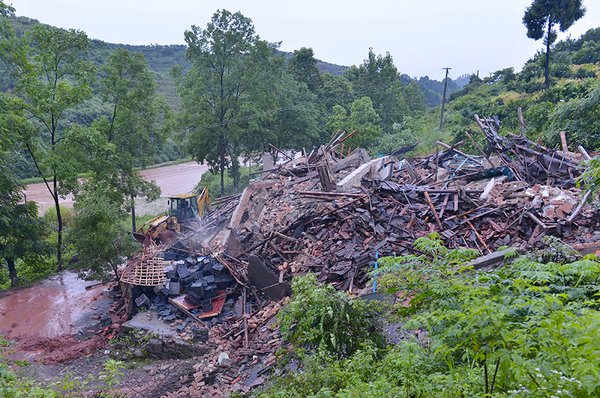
[255,236,600,397]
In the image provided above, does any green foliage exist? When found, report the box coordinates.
[344,49,409,132]
[523,0,586,89]
[68,192,140,282]
[196,164,254,199]
[548,82,600,150]
[287,47,323,95]
[0,153,51,288]
[3,23,96,270]
[278,274,386,361]
[373,110,448,156]
[258,237,600,397]
[326,97,383,150]
[243,71,320,163]
[174,10,274,195]
[577,154,600,200]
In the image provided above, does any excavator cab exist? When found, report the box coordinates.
[169,187,210,224]
[134,187,210,246]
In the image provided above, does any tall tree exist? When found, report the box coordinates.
[0,97,49,288]
[243,72,319,163]
[94,47,168,231]
[6,25,95,269]
[287,47,323,95]
[344,49,409,132]
[173,9,273,196]
[523,0,586,89]
[326,97,383,149]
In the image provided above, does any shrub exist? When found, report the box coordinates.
[278,274,386,361]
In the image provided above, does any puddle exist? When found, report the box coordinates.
[0,272,107,341]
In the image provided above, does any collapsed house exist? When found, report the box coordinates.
[105,111,599,396]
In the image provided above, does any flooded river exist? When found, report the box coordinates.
[24,161,209,214]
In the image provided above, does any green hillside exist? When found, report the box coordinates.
[443,27,600,152]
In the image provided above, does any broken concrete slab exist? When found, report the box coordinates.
[247,255,291,300]
[336,156,388,192]
[331,148,370,172]
[464,248,521,270]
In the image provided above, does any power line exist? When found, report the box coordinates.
[439,67,451,132]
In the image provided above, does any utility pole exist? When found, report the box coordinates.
[439,67,451,132]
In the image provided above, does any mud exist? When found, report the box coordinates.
[0,272,113,363]
[15,335,106,365]
[0,272,106,340]
[25,161,209,214]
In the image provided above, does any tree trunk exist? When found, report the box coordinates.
[7,257,18,287]
[544,19,552,90]
[219,134,225,196]
[54,177,63,271]
[131,197,136,232]
[110,260,120,283]
[231,155,240,189]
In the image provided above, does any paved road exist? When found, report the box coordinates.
[24,161,209,214]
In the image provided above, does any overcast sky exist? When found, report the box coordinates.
[8,0,600,81]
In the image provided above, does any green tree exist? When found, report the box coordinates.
[243,72,319,163]
[523,0,586,89]
[402,80,426,113]
[344,48,409,132]
[319,73,354,142]
[345,96,383,149]
[6,24,95,270]
[287,47,323,95]
[93,47,168,231]
[69,192,139,282]
[173,9,274,196]
[326,97,383,149]
[549,84,600,150]
[325,104,349,136]
[320,73,354,114]
[0,165,49,287]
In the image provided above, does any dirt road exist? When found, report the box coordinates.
[24,161,209,214]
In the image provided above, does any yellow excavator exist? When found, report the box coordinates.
[133,187,210,245]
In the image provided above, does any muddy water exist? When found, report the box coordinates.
[0,272,105,340]
[25,161,209,214]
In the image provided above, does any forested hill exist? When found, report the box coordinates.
[5,16,351,108]
[2,13,464,181]
[443,26,600,152]
[5,16,456,109]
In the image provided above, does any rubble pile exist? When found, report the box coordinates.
[112,112,600,397]
[222,114,600,296]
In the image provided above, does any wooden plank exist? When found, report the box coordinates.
[466,219,490,254]
[464,131,494,168]
[518,107,526,137]
[560,131,568,153]
[436,140,483,166]
[438,194,450,219]
[424,191,443,230]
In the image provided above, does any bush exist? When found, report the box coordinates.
[278,274,386,361]
[256,237,600,397]
[195,165,255,199]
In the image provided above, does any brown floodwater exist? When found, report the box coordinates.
[24,161,209,214]
[0,272,105,340]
